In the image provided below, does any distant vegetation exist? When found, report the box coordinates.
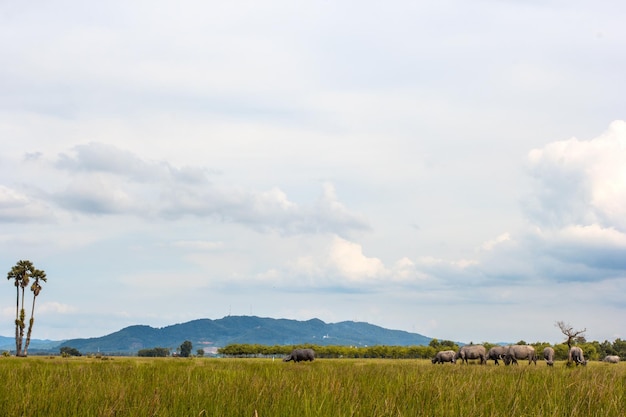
[178,340,193,357]
[137,347,170,357]
[219,338,626,361]
[60,346,81,357]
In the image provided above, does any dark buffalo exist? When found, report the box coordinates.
[283,348,315,362]
[486,345,509,365]
[568,346,587,366]
[504,345,537,365]
[543,347,555,366]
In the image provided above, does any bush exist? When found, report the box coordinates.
[138,347,170,357]
[60,346,81,357]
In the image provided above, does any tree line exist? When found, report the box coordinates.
[137,340,205,357]
[218,338,626,361]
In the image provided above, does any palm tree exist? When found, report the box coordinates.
[24,268,47,356]
[7,260,35,356]
[5,260,47,357]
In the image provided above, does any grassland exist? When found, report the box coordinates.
[0,356,624,417]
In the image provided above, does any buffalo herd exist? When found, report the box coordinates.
[282,346,620,365]
[431,344,621,366]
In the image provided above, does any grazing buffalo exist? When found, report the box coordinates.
[432,350,457,364]
[603,355,620,364]
[283,348,315,362]
[568,346,587,366]
[454,345,486,364]
[504,345,537,365]
[543,347,555,366]
[486,346,509,365]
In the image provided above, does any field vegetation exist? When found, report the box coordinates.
[1,356,624,417]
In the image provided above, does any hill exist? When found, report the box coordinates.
[57,316,432,354]
[0,335,65,352]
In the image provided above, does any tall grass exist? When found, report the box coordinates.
[0,357,623,417]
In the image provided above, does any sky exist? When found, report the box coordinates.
[1,0,625,345]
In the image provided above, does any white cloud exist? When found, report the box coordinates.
[251,236,446,290]
[9,142,370,235]
[523,121,626,277]
[526,120,626,231]
[545,224,626,248]
[327,236,388,282]
[480,233,511,252]
[0,185,53,222]
[36,302,77,314]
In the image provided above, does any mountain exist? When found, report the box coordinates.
[56,316,432,354]
[0,335,65,352]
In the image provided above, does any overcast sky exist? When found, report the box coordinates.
[1,0,625,345]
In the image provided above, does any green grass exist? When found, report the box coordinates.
[0,357,624,417]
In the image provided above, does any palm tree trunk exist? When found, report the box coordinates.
[17,287,27,356]
[24,294,38,356]
[24,318,35,357]
[14,284,20,356]
[17,309,25,356]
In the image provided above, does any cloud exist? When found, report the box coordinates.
[530,225,626,273]
[250,235,456,291]
[314,183,371,235]
[19,142,370,235]
[53,175,141,215]
[327,236,387,281]
[522,121,626,279]
[0,185,53,223]
[159,182,370,235]
[526,120,626,231]
[480,233,511,252]
[36,302,77,314]
[56,142,211,184]
[412,256,480,283]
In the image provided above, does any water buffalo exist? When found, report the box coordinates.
[283,348,315,362]
[486,346,509,365]
[603,355,620,364]
[504,345,537,365]
[568,346,587,366]
[454,345,486,364]
[543,347,555,366]
[432,350,456,364]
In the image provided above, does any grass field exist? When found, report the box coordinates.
[0,356,624,417]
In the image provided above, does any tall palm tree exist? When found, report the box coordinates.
[24,268,47,356]
[7,260,35,356]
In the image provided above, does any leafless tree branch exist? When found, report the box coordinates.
[556,321,586,350]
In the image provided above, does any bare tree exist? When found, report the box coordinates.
[556,321,586,349]
[556,321,586,365]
